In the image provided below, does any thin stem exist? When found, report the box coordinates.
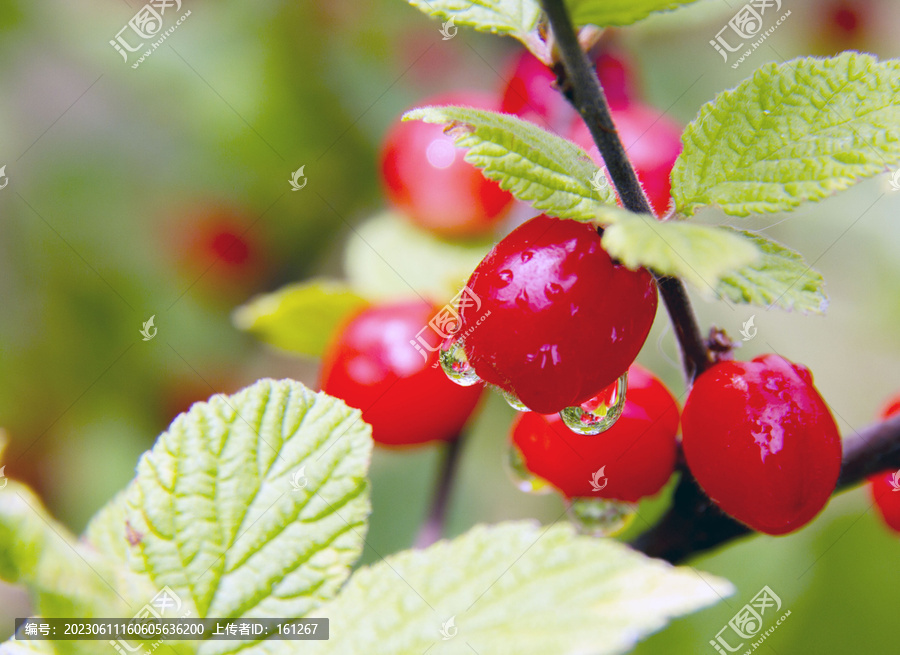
[539,0,711,383]
[414,434,465,548]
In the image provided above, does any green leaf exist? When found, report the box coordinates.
[298,522,732,655]
[123,379,373,634]
[0,635,58,655]
[674,53,900,217]
[0,483,133,622]
[344,211,493,302]
[600,212,759,292]
[233,279,368,357]
[404,106,615,221]
[405,0,541,43]
[565,0,701,27]
[716,230,828,313]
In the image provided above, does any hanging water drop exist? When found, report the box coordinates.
[567,497,637,537]
[500,388,530,412]
[505,443,553,495]
[559,371,628,435]
[439,338,480,387]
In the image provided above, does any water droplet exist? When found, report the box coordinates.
[559,371,628,435]
[439,338,480,387]
[498,269,513,284]
[567,497,637,537]
[545,282,563,298]
[521,250,534,262]
[506,443,553,494]
[500,388,530,412]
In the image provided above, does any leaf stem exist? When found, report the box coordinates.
[415,434,465,549]
[539,0,711,383]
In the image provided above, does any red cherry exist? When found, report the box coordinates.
[458,214,658,414]
[380,91,514,238]
[500,49,636,131]
[320,301,483,446]
[511,364,679,500]
[682,354,842,535]
[569,104,682,217]
[868,396,900,533]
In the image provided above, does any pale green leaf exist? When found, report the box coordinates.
[0,484,144,655]
[123,379,373,653]
[716,230,828,313]
[674,53,900,216]
[566,0,702,27]
[405,0,541,43]
[600,212,759,292]
[233,279,368,357]
[344,211,492,302]
[0,634,58,655]
[404,106,615,221]
[290,522,732,655]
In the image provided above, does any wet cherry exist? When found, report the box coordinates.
[682,354,842,535]
[320,301,483,447]
[380,91,514,238]
[458,214,658,414]
[510,364,680,501]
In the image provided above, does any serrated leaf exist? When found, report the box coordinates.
[123,379,372,653]
[344,211,492,302]
[716,230,828,313]
[404,106,615,221]
[290,522,732,655]
[674,53,900,217]
[600,212,759,292]
[566,0,701,27]
[233,280,368,357]
[405,0,541,43]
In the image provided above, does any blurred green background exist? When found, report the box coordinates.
[1,0,899,651]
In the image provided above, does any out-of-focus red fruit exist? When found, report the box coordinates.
[380,91,514,238]
[320,301,483,446]
[569,104,682,217]
[868,396,900,533]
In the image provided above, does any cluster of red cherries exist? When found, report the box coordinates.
[318,46,900,539]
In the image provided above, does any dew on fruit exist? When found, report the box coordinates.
[567,497,638,537]
[498,269,513,284]
[500,388,530,412]
[505,443,553,494]
[439,338,481,387]
[559,371,628,435]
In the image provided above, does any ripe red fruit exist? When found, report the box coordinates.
[500,50,635,131]
[458,214,658,414]
[569,105,682,217]
[319,301,483,447]
[682,354,842,535]
[868,396,900,533]
[511,364,679,500]
[380,91,514,238]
